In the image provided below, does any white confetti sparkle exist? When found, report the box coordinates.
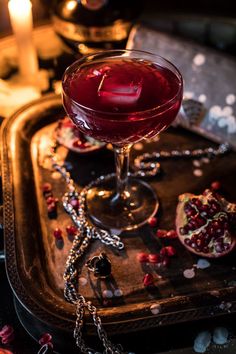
[193,169,203,177]
[184,91,194,99]
[201,157,210,164]
[196,259,210,269]
[223,106,233,116]
[183,268,195,279]
[114,289,123,297]
[150,303,162,315]
[198,94,206,103]
[226,94,236,105]
[193,53,206,66]
[103,290,113,298]
[193,159,201,167]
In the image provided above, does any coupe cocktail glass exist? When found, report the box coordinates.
[62,50,183,230]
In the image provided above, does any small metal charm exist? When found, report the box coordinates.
[86,252,112,278]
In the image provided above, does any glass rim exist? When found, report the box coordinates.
[62,49,183,119]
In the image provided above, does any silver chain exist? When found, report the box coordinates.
[47,139,230,354]
[133,142,230,177]
[48,140,125,354]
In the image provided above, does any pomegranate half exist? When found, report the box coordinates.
[176,189,236,258]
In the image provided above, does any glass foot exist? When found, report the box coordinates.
[86,176,159,231]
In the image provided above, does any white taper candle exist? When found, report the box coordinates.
[8,0,39,80]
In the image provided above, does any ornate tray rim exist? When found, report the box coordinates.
[2,93,236,335]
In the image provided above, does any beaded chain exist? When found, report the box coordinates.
[48,139,230,354]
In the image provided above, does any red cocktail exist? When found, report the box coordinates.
[62,50,183,230]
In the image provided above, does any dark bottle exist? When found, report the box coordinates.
[52,0,142,54]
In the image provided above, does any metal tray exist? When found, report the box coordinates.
[2,94,236,352]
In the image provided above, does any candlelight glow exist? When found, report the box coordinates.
[8,0,32,16]
[66,0,77,11]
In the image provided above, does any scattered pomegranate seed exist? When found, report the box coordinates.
[211,181,221,191]
[53,228,63,240]
[0,325,14,344]
[148,217,158,227]
[73,140,88,149]
[39,333,52,346]
[66,225,77,236]
[143,273,154,287]
[166,230,178,239]
[46,197,58,205]
[162,256,171,267]
[156,229,168,238]
[136,252,149,263]
[42,183,52,193]
[162,246,177,257]
[148,254,160,263]
[47,203,57,213]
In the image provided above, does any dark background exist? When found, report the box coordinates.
[0,0,236,36]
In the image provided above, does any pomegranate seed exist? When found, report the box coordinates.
[47,203,57,213]
[186,208,197,217]
[166,230,178,239]
[162,256,170,267]
[211,181,221,191]
[42,183,52,193]
[0,325,14,337]
[0,325,14,344]
[156,229,168,238]
[66,225,77,236]
[143,273,154,287]
[160,247,168,256]
[196,238,204,249]
[46,197,58,205]
[148,254,160,263]
[224,243,230,250]
[160,246,176,257]
[148,217,158,227]
[136,252,149,263]
[191,242,197,249]
[165,246,177,256]
[53,228,63,240]
[184,238,191,245]
[39,333,52,346]
[179,227,185,235]
[215,243,224,253]
[195,199,202,208]
[202,246,209,253]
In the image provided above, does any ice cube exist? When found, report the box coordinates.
[97,73,142,106]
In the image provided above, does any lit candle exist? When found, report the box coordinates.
[8,0,39,81]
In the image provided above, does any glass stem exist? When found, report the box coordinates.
[113,144,132,201]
